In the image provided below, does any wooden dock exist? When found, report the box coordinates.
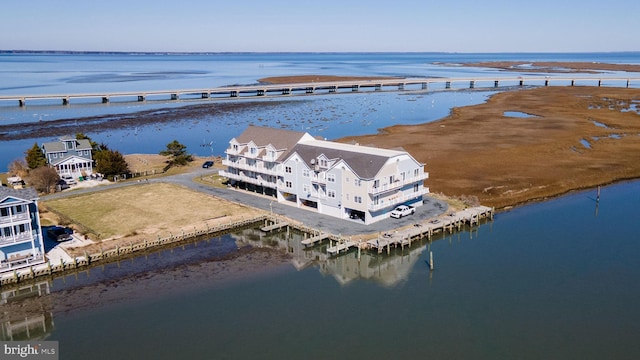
[260,221,290,232]
[326,240,359,255]
[301,233,330,246]
[366,206,493,254]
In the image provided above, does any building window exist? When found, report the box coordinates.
[0,208,8,217]
[2,227,10,237]
[373,179,380,188]
[414,168,419,177]
[346,194,350,200]
[285,166,292,174]
[53,153,57,158]
[355,179,361,187]
[328,190,336,198]
[250,147,256,155]
[303,169,309,177]
[354,196,362,204]
[285,181,292,188]
[373,196,379,205]
[320,159,327,167]
[327,174,336,183]
[303,184,309,193]
[15,205,24,213]
[233,144,238,151]
[414,184,419,192]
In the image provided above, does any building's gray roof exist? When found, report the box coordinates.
[0,186,38,203]
[42,138,92,153]
[42,141,65,153]
[75,139,92,150]
[290,142,392,179]
[234,125,308,161]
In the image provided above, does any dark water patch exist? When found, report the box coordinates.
[0,99,304,141]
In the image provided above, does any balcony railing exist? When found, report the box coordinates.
[225,147,243,156]
[368,173,429,195]
[0,232,34,246]
[367,188,430,211]
[0,212,30,225]
[311,175,327,184]
[222,161,280,176]
[0,254,45,272]
[222,172,277,187]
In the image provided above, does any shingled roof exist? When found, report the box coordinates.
[42,138,92,153]
[290,140,405,179]
[0,186,39,202]
[234,125,310,161]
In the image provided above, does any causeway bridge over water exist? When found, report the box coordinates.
[1,76,638,107]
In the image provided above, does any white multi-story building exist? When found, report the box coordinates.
[222,126,429,224]
[0,187,45,273]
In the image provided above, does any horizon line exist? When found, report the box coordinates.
[2,50,640,55]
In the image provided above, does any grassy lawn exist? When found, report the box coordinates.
[43,182,265,244]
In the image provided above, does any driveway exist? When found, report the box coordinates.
[42,167,449,237]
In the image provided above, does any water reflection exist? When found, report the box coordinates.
[0,223,474,337]
[232,227,434,287]
[1,281,54,341]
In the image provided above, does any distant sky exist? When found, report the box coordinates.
[2,0,638,52]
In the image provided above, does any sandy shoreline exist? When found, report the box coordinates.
[461,61,640,74]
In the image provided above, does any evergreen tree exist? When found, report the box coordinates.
[159,140,193,170]
[25,142,47,169]
[94,144,130,179]
[75,132,99,151]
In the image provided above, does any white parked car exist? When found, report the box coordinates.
[61,175,77,185]
[390,205,415,219]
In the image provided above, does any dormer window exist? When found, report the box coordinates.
[65,140,75,150]
[250,147,257,155]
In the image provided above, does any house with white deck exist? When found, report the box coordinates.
[222,126,429,224]
[42,137,93,179]
[0,187,45,273]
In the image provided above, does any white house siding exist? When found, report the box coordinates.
[224,126,429,225]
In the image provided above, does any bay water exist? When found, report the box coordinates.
[39,180,640,359]
[2,52,640,168]
[1,52,640,358]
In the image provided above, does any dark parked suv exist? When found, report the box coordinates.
[202,161,214,168]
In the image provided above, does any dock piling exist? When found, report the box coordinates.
[429,251,434,271]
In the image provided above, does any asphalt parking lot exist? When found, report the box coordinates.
[189,180,449,236]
